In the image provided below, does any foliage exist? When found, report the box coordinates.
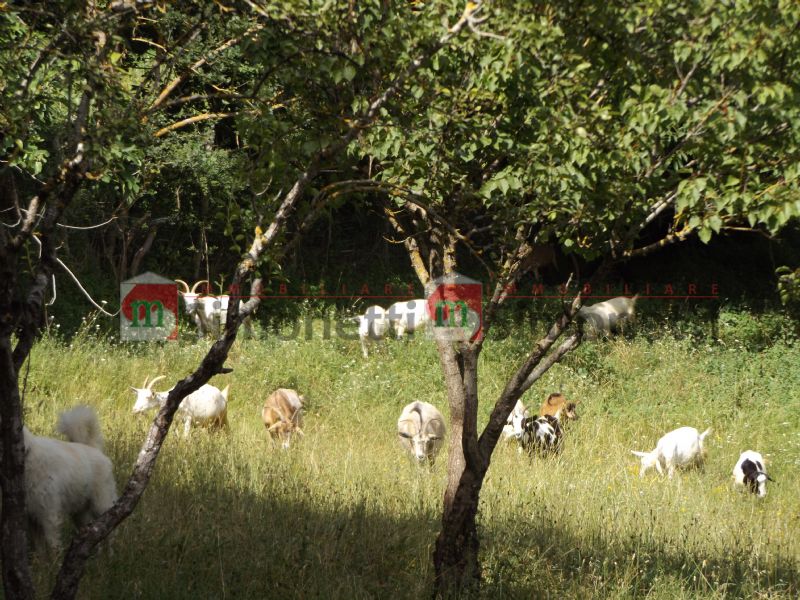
[359,0,800,260]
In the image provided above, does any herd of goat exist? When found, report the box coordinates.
[21,293,772,555]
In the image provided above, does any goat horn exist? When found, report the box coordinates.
[147,375,166,390]
[191,280,209,294]
[294,427,304,437]
[175,279,190,293]
[142,375,150,388]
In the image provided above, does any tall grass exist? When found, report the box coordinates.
[18,320,800,599]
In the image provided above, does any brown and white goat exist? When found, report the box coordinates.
[539,392,580,422]
[262,388,304,449]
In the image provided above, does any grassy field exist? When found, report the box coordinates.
[18,316,800,599]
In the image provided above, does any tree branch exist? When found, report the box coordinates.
[477,292,583,460]
[153,112,238,137]
[149,26,262,110]
[624,226,694,258]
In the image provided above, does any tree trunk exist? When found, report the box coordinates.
[433,339,485,597]
[0,339,35,600]
[0,223,36,599]
[433,465,483,597]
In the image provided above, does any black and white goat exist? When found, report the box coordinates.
[733,450,772,498]
[519,414,563,456]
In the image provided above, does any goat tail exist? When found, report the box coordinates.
[699,427,712,442]
[220,385,230,402]
[57,405,105,450]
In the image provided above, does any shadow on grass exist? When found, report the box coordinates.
[29,464,442,599]
[481,513,799,599]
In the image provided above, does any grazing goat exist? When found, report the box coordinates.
[24,406,118,552]
[261,388,304,449]
[539,392,579,422]
[176,279,253,339]
[733,450,772,498]
[387,299,431,339]
[397,401,446,464]
[520,415,563,456]
[501,400,529,442]
[355,305,388,358]
[632,426,711,478]
[131,375,229,436]
[577,295,639,338]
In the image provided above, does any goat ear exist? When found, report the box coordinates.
[268,422,282,432]
[631,450,648,457]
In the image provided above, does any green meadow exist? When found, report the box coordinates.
[20,314,800,599]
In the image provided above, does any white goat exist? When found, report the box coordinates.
[577,295,639,338]
[387,299,431,339]
[733,450,772,498]
[24,406,118,552]
[261,388,304,449]
[355,305,388,358]
[632,426,711,478]
[501,400,529,442]
[131,375,229,436]
[397,401,446,464]
[176,279,210,338]
[176,279,253,339]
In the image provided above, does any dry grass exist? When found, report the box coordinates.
[19,322,800,599]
